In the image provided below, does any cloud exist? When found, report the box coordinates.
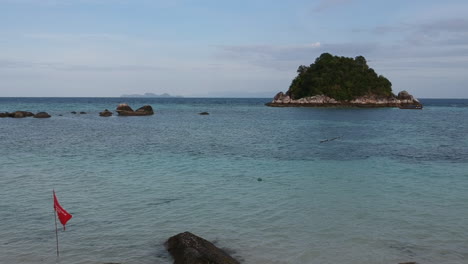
[22,32,155,47]
[0,58,168,72]
[220,42,374,60]
[313,0,352,12]
[368,18,468,46]
[216,42,380,72]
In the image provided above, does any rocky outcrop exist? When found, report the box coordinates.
[0,111,50,118]
[116,104,134,113]
[116,104,154,116]
[34,112,51,118]
[0,111,34,118]
[266,90,422,108]
[99,109,113,117]
[165,232,239,264]
[14,111,35,118]
[135,105,154,115]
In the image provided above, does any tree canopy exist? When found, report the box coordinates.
[287,53,393,101]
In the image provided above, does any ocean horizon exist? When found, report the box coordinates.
[1,97,467,264]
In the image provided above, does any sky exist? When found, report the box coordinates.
[1,0,468,98]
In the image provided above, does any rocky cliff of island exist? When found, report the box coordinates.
[266,53,422,108]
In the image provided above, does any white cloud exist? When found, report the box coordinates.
[310,42,321,47]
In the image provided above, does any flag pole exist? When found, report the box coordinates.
[53,190,60,258]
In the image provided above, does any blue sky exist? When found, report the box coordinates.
[1,0,467,97]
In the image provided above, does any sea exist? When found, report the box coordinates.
[0,97,467,264]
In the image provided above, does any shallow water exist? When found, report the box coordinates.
[1,98,467,264]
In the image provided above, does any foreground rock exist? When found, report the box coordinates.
[34,112,51,118]
[165,232,239,264]
[116,104,154,116]
[266,91,422,108]
[99,109,113,117]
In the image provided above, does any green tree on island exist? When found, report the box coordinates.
[287,53,393,101]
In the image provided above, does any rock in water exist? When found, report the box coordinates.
[165,232,240,264]
[135,105,154,115]
[34,112,51,118]
[397,91,413,100]
[14,112,26,118]
[116,104,154,116]
[199,112,209,115]
[116,103,134,113]
[12,111,35,118]
[99,109,113,117]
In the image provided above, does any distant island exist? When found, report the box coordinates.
[266,53,422,108]
[120,93,183,98]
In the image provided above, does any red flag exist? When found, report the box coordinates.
[53,191,72,230]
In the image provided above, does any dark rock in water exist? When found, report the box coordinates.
[34,112,51,118]
[257,177,263,182]
[274,91,285,101]
[13,111,34,118]
[165,232,239,264]
[71,111,77,114]
[0,111,34,118]
[80,111,87,114]
[397,91,413,100]
[59,114,63,116]
[135,105,154,115]
[116,103,134,112]
[99,109,113,117]
[199,112,209,115]
[116,104,154,116]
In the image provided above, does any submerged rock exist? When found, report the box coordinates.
[165,232,239,264]
[99,109,113,117]
[116,104,154,116]
[80,111,87,114]
[34,112,51,118]
[71,111,77,114]
[199,112,209,115]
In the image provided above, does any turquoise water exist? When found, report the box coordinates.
[1,98,467,264]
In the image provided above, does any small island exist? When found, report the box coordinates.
[120,92,183,98]
[266,53,422,108]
